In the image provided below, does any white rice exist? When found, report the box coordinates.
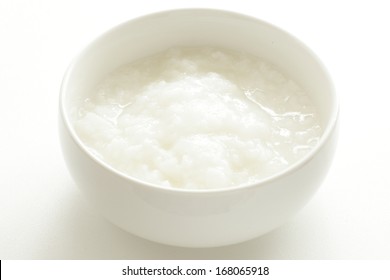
[74,47,322,189]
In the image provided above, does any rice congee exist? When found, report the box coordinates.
[74,47,322,190]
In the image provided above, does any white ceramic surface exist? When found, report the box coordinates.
[59,9,338,247]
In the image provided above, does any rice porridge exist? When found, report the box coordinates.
[73,47,322,189]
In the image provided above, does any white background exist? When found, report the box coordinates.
[0,0,389,259]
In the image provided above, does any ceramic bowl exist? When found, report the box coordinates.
[59,9,338,247]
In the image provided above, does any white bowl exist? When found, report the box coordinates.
[59,9,338,247]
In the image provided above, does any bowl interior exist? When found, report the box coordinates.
[61,9,337,186]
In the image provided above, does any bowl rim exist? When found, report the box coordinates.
[59,8,339,195]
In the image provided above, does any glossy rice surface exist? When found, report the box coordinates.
[74,47,322,189]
